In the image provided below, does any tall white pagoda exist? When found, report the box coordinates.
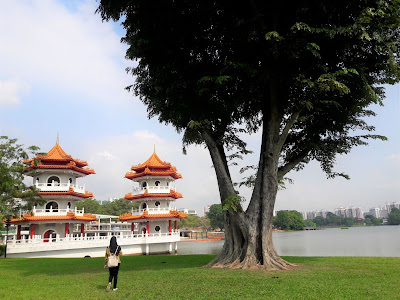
[10,138,97,242]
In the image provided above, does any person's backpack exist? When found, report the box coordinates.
[107,246,119,268]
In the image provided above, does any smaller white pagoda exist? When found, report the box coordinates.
[120,149,188,254]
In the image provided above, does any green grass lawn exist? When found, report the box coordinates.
[1,255,399,299]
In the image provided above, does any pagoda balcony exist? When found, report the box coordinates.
[35,182,86,194]
[20,206,86,217]
[130,206,177,216]
[132,185,176,195]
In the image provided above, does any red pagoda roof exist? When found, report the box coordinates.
[9,211,98,224]
[125,151,182,180]
[24,141,95,175]
[119,210,188,221]
[124,189,183,200]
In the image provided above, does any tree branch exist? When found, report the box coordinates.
[277,149,310,178]
[277,111,300,152]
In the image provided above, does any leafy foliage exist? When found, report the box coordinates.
[96,0,400,180]
[304,219,316,228]
[178,215,202,229]
[75,199,139,216]
[207,204,225,230]
[312,213,382,227]
[0,136,45,217]
[387,208,400,225]
[273,210,305,230]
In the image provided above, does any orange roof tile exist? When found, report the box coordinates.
[125,151,182,180]
[23,142,95,174]
[119,210,188,221]
[124,189,183,200]
[10,212,97,223]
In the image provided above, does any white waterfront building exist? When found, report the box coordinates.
[5,141,185,258]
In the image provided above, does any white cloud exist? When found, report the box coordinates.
[97,151,118,161]
[0,0,136,106]
[0,79,30,105]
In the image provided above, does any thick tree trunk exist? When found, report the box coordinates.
[202,122,296,270]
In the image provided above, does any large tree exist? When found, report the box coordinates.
[0,136,44,218]
[97,0,400,269]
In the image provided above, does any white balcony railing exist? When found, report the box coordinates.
[35,182,85,194]
[130,206,176,216]
[20,206,85,217]
[132,185,176,195]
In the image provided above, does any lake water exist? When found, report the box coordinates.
[177,226,400,257]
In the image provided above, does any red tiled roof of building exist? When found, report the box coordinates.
[9,211,97,223]
[23,142,95,175]
[125,151,182,180]
[118,210,188,221]
[124,189,183,200]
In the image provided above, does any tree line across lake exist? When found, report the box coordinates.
[74,201,400,231]
[273,208,400,231]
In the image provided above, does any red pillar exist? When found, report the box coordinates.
[146,221,149,235]
[174,220,177,230]
[169,220,172,235]
[65,223,69,237]
[17,225,21,240]
[131,222,134,232]
[30,224,35,239]
[81,223,85,237]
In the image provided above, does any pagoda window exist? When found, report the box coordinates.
[67,202,71,209]
[155,180,160,186]
[45,201,59,212]
[47,176,60,186]
[155,225,161,232]
[142,182,147,189]
[68,178,73,184]
[167,182,169,186]
[141,203,147,210]
[155,201,161,207]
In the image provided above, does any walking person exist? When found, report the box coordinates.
[104,236,122,291]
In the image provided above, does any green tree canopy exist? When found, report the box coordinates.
[313,216,326,227]
[178,215,202,229]
[97,0,400,269]
[207,204,224,230]
[75,198,139,216]
[304,219,316,228]
[387,208,400,225]
[0,136,45,217]
[273,210,304,230]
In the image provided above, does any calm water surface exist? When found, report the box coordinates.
[177,226,400,256]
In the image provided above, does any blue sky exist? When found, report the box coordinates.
[1,0,399,216]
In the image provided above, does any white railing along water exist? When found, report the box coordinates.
[6,231,181,245]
